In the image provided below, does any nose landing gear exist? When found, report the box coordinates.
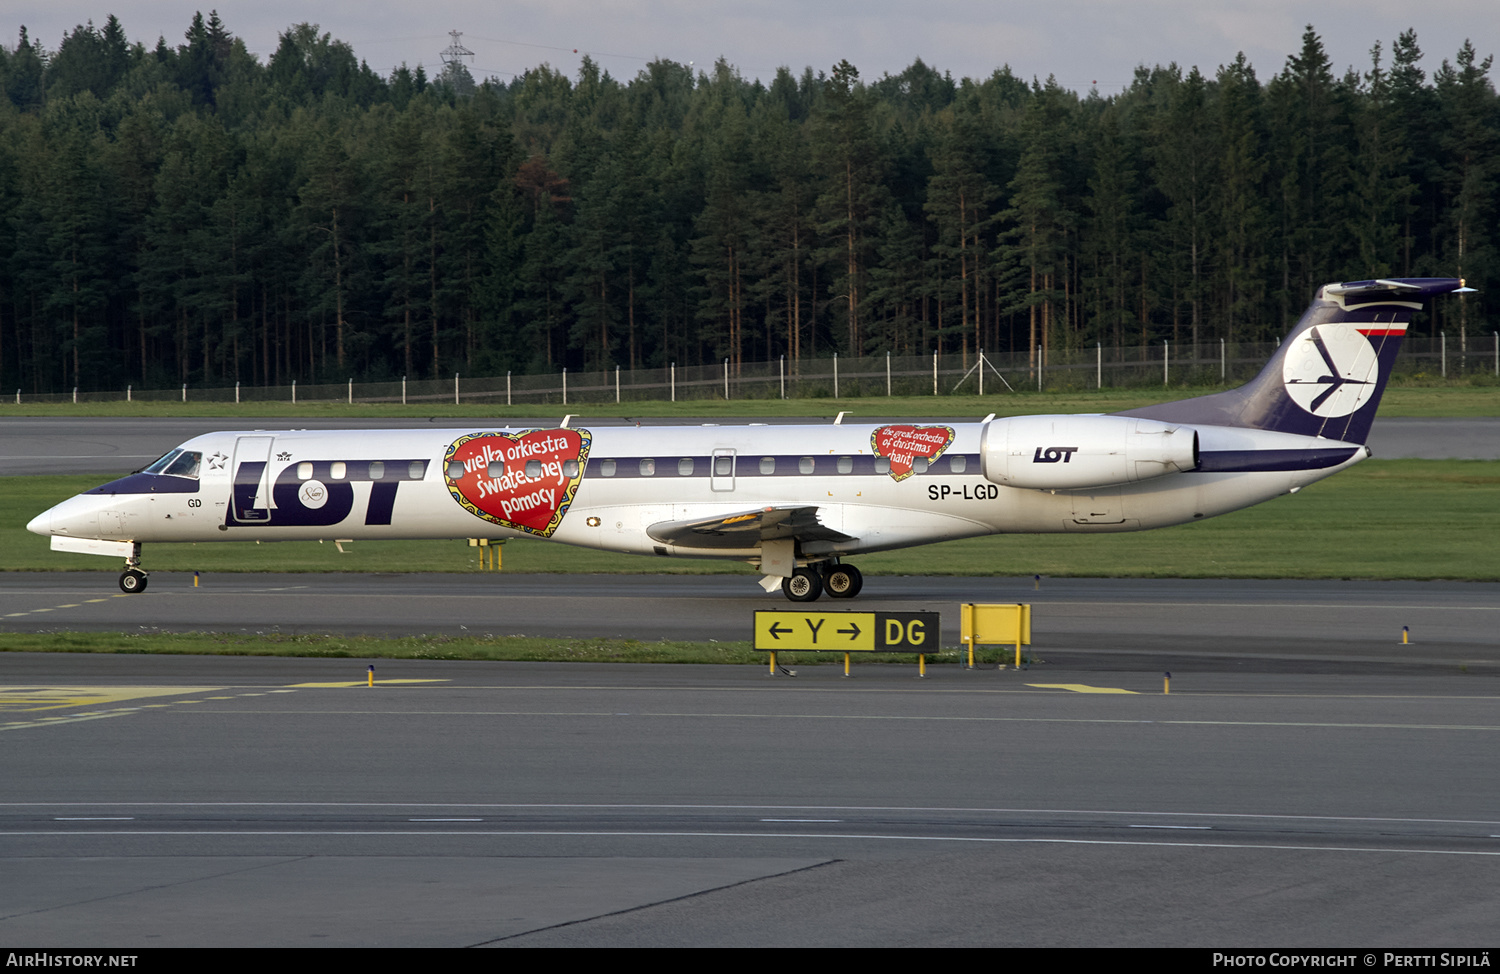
[119,543,148,593]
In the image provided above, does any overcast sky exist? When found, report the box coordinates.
[9,1,1498,94]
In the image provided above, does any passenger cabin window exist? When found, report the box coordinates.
[599,459,617,477]
[446,461,465,479]
[330,462,346,480]
[525,459,542,478]
[798,457,815,475]
[913,457,929,474]
[408,461,426,480]
[485,463,502,480]
[759,457,775,475]
[296,462,313,480]
[563,460,579,478]
[714,456,732,476]
[640,458,656,476]
[874,457,892,475]
[836,457,853,474]
[949,455,967,474]
[678,458,695,476]
[369,461,385,480]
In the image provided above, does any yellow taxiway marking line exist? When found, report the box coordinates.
[287,679,451,688]
[0,685,239,731]
[1026,684,1138,694]
[3,593,132,618]
[0,686,228,714]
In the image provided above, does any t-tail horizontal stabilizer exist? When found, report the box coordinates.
[1118,278,1470,444]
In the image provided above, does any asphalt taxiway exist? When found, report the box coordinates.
[4,653,1500,946]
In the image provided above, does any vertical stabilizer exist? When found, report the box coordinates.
[1118,278,1469,444]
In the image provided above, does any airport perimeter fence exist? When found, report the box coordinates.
[12,333,1499,407]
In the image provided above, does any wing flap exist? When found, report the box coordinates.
[646,506,855,550]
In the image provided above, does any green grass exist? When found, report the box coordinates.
[0,630,1015,666]
[7,460,1498,581]
[2,384,1497,419]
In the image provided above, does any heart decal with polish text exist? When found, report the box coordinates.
[444,429,592,537]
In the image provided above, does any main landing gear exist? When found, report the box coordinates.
[781,563,863,603]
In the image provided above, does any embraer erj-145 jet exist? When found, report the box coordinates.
[30,278,1469,601]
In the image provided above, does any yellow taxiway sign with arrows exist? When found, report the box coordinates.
[754,611,938,652]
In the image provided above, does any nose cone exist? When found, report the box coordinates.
[28,494,100,538]
[26,509,51,536]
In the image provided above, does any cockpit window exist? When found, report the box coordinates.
[143,449,201,479]
[142,450,180,474]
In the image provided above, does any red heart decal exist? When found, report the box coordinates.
[871,424,955,481]
[444,429,592,537]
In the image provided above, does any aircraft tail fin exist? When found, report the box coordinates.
[1117,278,1470,444]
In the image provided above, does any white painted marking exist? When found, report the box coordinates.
[168,708,1500,732]
[3,829,1498,857]
[1129,824,1211,830]
[54,817,134,821]
[2,803,1495,830]
[409,818,483,822]
[0,454,157,461]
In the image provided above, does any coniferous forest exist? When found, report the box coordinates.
[0,12,1495,394]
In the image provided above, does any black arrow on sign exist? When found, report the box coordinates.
[768,622,792,639]
[838,622,862,639]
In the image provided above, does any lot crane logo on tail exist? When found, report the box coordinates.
[443,429,592,538]
[1282,324,1378,417]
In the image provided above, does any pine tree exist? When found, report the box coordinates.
[811,60,888,356]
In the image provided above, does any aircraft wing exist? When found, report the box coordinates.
[646,506,855,550]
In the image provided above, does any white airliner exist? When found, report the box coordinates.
[29,279,1468,600]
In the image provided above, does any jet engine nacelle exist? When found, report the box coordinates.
[980,415,1199,490]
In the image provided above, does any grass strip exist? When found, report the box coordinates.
[0,630,1020,666]
[0,384,1496,419]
